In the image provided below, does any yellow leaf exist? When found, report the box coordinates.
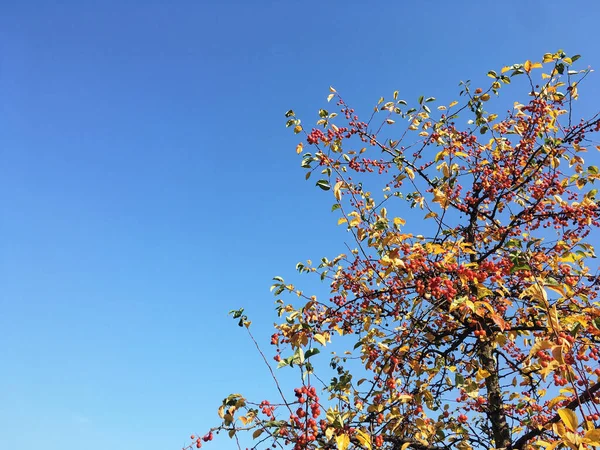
[449,100,458,108]
[553,421,567,438]
[584,428,600,445]
[348,212,361,227]
[551,345,565,365]
[329,86,337,93]
[501,66,511,74]
[357,227,366,241]
[432,188,449,209]
[405,167,415,180]
[334,181,344,201]
[559,252,584,263]
[327,93,335,102]
[325,427,335,440]
[530,339,553,358]
[476,368,491,381]
[294,125,303,133]
[543,53,554,63]
[314,333,327,346]
[337,217,348,225]
[548,395,568,409]
[524,60,532,72]
[397,394,413,403]
[336,434,350,450]
[558,408,579,431]
[356,429,372,450]
[394,217,406,226]
[424,211,438,219]
[296,142,304,154]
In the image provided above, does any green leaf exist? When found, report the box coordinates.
[455,373,464,386]
[316,180,331,190]
[252,429,264,439]
[305,348,320,359]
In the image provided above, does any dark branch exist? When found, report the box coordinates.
[511,380,600,450]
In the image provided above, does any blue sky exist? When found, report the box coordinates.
[1,1,600,449]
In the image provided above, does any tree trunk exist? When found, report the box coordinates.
[478,341,511,449]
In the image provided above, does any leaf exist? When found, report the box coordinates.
[333,181,344,201]
[305,348,320,359]
[394,217,406,226]
[252,429,263,439]
[476,368,491,381]
[543,53,554,63]
[551,345,565,365]
[316,180,330,191]
[336,434,350,450]
[356,429,372,450]
[296,142,304,154]
[314,334,327,346]
[348,211,361,227]
[584,429,600,445]
[327,93,335,102]
[337,217,347,225]
[558,408,579,431]
[432,188,450,209]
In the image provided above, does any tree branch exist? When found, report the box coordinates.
[511,380,600,450]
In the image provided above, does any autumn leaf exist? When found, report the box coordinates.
[314,333,327,346]
[584,429,600,446]
[356,429,372,450]
[336,434,350,450]
[432,188,450,208]
[558,408,579,431]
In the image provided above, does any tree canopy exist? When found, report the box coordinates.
[187,51,600,450]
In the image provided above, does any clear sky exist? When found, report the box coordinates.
[1,1,600,449]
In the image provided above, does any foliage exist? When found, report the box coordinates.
[186,51,600,450]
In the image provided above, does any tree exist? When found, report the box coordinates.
[186,51,600,450]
